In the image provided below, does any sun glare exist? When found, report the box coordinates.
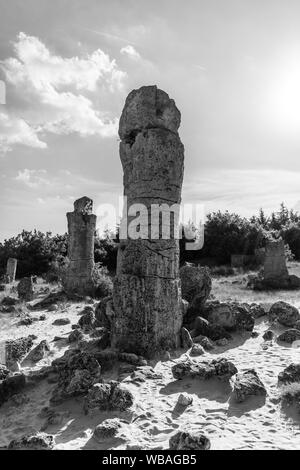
[266,52,300,135]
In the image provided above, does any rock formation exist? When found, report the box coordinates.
[112,85,184,357]
[17,277,34,301]
[264,239,288,281]
[64,197,96,296]
[250,238,300,290]
[6,258,17,283]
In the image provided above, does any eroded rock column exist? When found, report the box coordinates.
[112,85,184,357]
[64,197,96,296]
[264,239,288,282]
[6,258,17,283]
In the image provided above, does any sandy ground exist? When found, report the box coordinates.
[0,274,300,450]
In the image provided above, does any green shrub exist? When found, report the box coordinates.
[92,263,113,299]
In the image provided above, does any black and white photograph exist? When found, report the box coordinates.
[0,0,300,454]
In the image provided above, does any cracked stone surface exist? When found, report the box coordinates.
[63,197,96,296]
[112,85,184,357]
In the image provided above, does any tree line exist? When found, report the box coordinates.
[0,203,299,278]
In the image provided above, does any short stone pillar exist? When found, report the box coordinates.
[264,239,288,281]
[64,197,96,296]
[112,85,184,357]
[18,277,34,301]
[6,258,17,283]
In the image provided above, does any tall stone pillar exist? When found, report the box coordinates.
[64,197,96,296]
[6,258,17,283]
[112,85,184,357]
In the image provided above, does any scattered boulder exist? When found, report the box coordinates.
[201,301,254,332]
[177,393,193,407]
[78,309,96,332]
[251,331,260,338]
[1,296,18,306]
[51,350,101,404]
[172,357,237,381]
[0,373,26,406]
[84,381,134,413]
[169,430,210,450]
[249,303,266,319]
[68,329,84,343]
[52,318,71,326]
[263,330,274,341]
[17,277,34,301]
[278,363,300,384]
[277,329,300,343]
[93,418,124,441]
[8,432,54,450]
[232,369,267,402]
[193,316,231,341]
[190,343,205,357]
[130,366,163,383]
[269,301,300,327]
[193,335,215,351]
[28,340,50,363]
[5,336,34,366]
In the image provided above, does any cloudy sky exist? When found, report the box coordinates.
[1,0,300,240]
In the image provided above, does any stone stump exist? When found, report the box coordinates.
[250,238,300,290]
[17,277,34,301]
[6,258,17,283]
[264,239,288,282]
[64,197,96,296]
[112,85,184,357]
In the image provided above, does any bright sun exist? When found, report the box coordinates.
[266,52,300,135]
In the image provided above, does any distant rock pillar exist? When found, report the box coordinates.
[64,197,96,296]
[264,239,289,281]
[6,258,17,283]
[112,85,184,357]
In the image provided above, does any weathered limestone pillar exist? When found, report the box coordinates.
[112,85,184,357]
[264,239,288,281]
[6,258,17,283]
[64,197,96,296]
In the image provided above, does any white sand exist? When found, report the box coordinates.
[0,280,300,450]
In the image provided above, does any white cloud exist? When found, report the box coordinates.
[120,45,141,61]
[0,112,46,153]
[15,168,49,188]
[0,32,127,154]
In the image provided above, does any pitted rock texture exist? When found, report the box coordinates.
[278,363,300,384]
[84,380,134,413]
[268,301,300,327]
[50,350,101,404]
[169,431,211,450]
[180,264,212,315]
[172,357,237,381]
[264,239,288,281]
[250,239,300,290]
[6,258,17,283]
[8,432,54,450]
[112,86,184,357]
[64,197,96,296]
[17,277,34,301]
[233,369,267,402]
